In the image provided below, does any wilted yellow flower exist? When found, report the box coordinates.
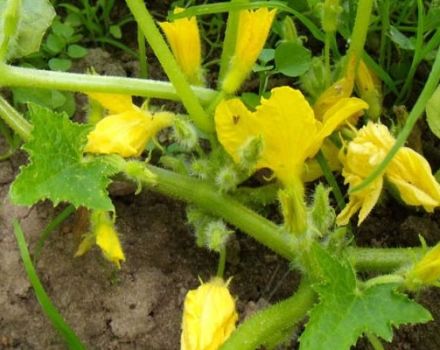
[313,57,356,120]
[355,60,382,120]
[407,244,440,287]
[85,93,174,157]
[181,277,238,350]
[215,86,368,187]
[75,211,125,268]
[222,8,276,94]
[159,8,203,85]
[337,122,440,226]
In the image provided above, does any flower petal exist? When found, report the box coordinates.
[386,147,440,211]
[214,98,257,164]
[88,92,134,114]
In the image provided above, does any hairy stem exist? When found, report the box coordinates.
[0,63,216,103]
[220,279,316,350]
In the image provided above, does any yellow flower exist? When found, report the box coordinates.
[215,86,368,187]
[75,211,125,268]
[337,122,440,226]
[181,277,238,350]
[222,8,276,94]
[407,244,440,287]
[85,93,174,157]
[159,8,203,85]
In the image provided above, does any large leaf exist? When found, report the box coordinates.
[426,85,440,139]
[10,104,117,211]
[299,244,432,350]
[0,0,55,60]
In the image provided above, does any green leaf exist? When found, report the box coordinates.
[10,104,117,211]
[0,0,55,60]
[426,85,440,139]
[49,58,72,71]
[51,20,74,40]
[109,24,122,39]
[299,244,432,350]
[45,33,65,54]
[67,44,87,58]
[275,41,311,77]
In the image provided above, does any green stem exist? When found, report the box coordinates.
[216,247,226,278]
[137,24,148,79]
[218,0,248,84]
[378,0,390,68]
[0,64,216,103]
[125,0,214,133]
[0,94,31,141]
[349,246,421,272]
[397,0,425,102]
[346,0,374,70]
[220,279,316,350]
[324,31,332,87]
[350,46,440,194]
[366,333,385,350]
[316,150,345,210]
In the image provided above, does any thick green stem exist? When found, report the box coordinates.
[348,247,422,272]
[351,46,440,194]
[125,0,213,133]
[220,279,316,350]
[218,0,248,84]
[0,64,216,103]
[346,0,374,69]
[0,94,31,141]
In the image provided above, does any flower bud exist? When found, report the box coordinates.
[173,118,199,150]
[238,135,264,172]
[406,244,440,289]
[215,165,239,193]
[281,16,299,43]
[181,277,238,350]
[322,0,342,33]
[204,220,232,252]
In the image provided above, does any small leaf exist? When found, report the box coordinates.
[426,85,440,139]
[45,33,65,54]
[299,244,432,350]
[67,44,87,58]
[51,20,74,40]
[0,0,56,60]
[10,104,117,211]
[49,58,72,71]
[275,41,311,77]
[259,48,275,64]
[109,25,122,39]
[12,88,66,109]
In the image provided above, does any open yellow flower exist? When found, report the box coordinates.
[181,277,238,350]
[85,93,174,157]
[222,8,276,94]
[75,210,125,268]
[337,122,440,226]
[407,244,440,288]
[159,8,203,85]
[215,86,368,187]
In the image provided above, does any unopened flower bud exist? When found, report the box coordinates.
[173,118,199,150]
[406,244,440,289]
[215,165,239,193]
[322,0,342,33]
[204,220,232,252]
[238,135,264,171]
[300,57,327,101]
[281,16,299,43]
